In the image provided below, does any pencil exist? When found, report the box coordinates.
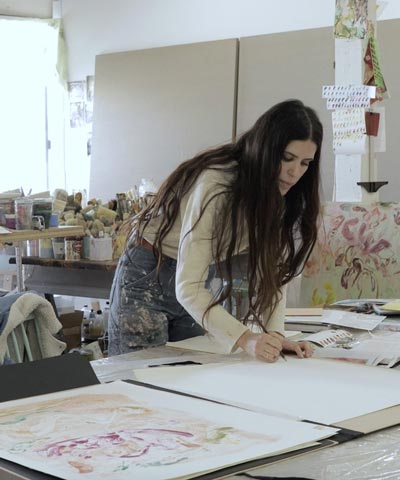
[280,351,287,361]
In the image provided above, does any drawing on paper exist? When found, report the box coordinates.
[334,0,368,39]
[301,202,400,305]
[0,391,277,477]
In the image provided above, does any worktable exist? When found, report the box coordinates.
[1,346,400,479]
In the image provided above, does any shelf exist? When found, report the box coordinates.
[357,181,388,193]
[0,226,84,243]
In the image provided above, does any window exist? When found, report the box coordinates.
[0,17,66,194]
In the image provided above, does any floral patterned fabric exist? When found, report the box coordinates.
[301,202,400,306]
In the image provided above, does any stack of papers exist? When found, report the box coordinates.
[374,301,400,316]
[285,309,385,332]
[332,298,400,316]
[312,332,400,368]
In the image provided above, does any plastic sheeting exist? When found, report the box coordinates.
[228,425,400,479]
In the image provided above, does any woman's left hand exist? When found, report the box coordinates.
[282,338,314,358]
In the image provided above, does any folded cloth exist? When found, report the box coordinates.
[0,292,66,365]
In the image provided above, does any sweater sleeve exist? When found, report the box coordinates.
[262,284,286,335]
[175,175,249,353]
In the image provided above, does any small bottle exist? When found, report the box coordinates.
[81,304,90,319]
[102,301,110,331]
[80,304,90,342]
[82,309,95,342]
[90,310,104,338]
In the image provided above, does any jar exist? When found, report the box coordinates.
[51,237,65,259]
[64,236,83,261]
[32,198,53,229]
[0,197,15,226]
[14,198,33,230]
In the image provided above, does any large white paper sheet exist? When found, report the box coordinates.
[0,381,337,480]
[167,334,237,354]
[333,154,362,202]
[334,39,363,84]
[135,357,400,426]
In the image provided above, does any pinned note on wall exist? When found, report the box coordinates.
[332,108,367,154]
[322,85,376,110]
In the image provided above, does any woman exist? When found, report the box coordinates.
[108,99,322,362]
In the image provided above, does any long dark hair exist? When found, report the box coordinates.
[128,99,323,329]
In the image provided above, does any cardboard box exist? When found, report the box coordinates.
[58,310,83,351]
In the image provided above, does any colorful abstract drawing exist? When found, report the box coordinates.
[301,202,400,306]
[0,389,271,478]
[334,0,368,39]
[0,381,335,480]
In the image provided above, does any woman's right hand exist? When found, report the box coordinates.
[236,330,283,363]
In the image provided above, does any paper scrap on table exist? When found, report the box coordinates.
[313,332,400,368]
[304,329,353,347]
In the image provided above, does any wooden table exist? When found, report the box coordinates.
[1,226,84,292]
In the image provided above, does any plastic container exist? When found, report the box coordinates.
[64,237,83,261]
[81,309,95,342]
[103,301,110,331]
[0,196,16,227]
[32,198,53,228]
[39,238,54,258]
[26,239,39,256]
[14,198,33,230]
[90,310,105,338]
[4,214,16,229]
[51,237,65,259]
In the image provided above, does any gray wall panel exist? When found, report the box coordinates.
[236,27,335,201]
[375,19,400,202]
[237,20,400,202]
[90,39,237,200]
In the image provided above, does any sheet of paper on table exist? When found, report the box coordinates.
[285,309,385,331]
[0,380,337,480]
[134,356,400,426]
[167,330,300,355]
[312,331,400,368]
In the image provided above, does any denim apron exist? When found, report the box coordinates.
[108,246,206,356]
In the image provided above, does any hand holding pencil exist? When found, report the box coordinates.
[236,331,284,363]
